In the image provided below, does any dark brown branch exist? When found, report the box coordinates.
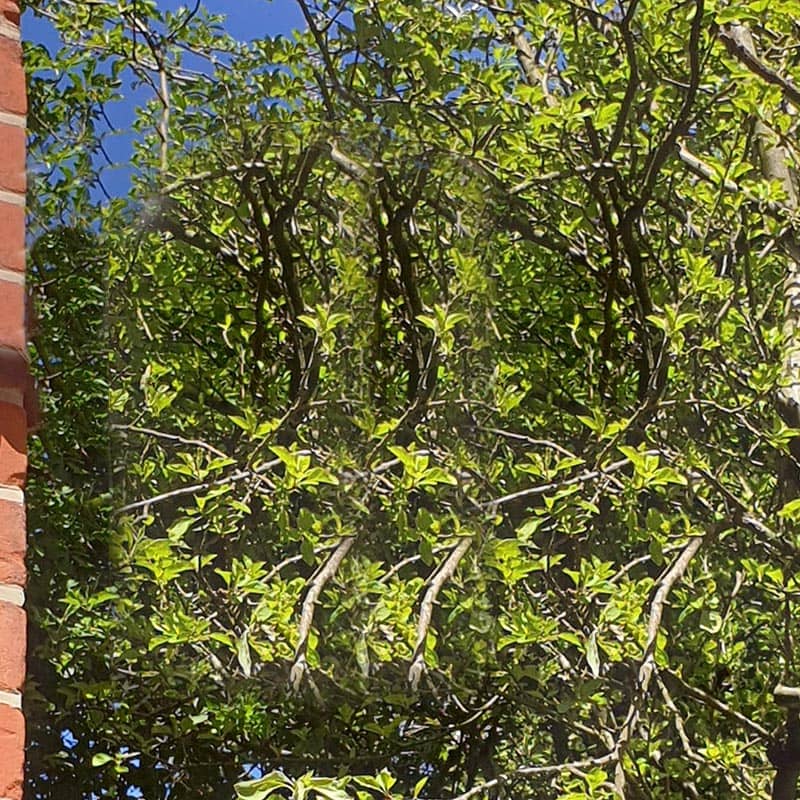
[604,7,640,163]
[718,27,800,108]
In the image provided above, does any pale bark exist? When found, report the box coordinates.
[726,26,800,430]
[726,25,800,800]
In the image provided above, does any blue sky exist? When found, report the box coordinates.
[23,0,303,47]
[197,0,303,40]
[24,1,305,199]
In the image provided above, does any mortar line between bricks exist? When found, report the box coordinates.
[0,345,30,362]
[0,585,24,607]
[0,111,25,128]
[0,188,24,207]
[0,388,23,405]
[0,486,23,503]
[0,19,21,40]
[0,268,24,285]
[0,689,22,709]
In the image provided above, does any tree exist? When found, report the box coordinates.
[23,0,800,798]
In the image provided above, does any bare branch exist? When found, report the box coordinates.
[676,141,744,196]
[718,26,800,108]
[436,752,617,800]
[613,535,705,795]
[112,423,230,460]
[290,535,356,692]
[662,669,770,739]
[114,455,287,514]
[409,536,472,690]
[511,27,554,106]
[481,454,654,510]
[480,427,578,459]
[158,62,170,174]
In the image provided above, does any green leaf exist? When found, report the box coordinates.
[235,771,293,800]
[779,498,800,521]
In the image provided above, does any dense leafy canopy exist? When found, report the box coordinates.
[23,0,800,798]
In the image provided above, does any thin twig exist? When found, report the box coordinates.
[480,427,578,458]
[112,423,230,459]
[613,535,705,795]
[436,752,617,800]
[379,549,446,584]
[115,456,285,514]
[662,668,771,739]
[481,454,650,510]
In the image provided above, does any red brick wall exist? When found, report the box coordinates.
[0,3,30,798]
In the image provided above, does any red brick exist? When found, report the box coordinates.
[0,1,20,26]
[0,498,24,585]
[0,10,25,793]
[0,602,24,691]
[0,124,24,193]
[0,347,36,432]
[0,201,24,272]
[0,705,23,799]
[0,281,24,352]
[0,347,27,391]
[0,401,25,486]
[0,39,24,116]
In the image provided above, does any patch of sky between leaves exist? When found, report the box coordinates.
[26,1,304,201]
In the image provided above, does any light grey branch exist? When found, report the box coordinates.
[409,536,472,690]
[437,752,616,800]
[289,536,356,692]
[613,535,705,795]
[481,454,654,510]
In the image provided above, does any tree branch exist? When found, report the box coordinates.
[290,535,356,692]
[409,536,472,690]
[481,454,651,510]
[613,535,705,795]
[436,752,616,800]
[718,26,800,108]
